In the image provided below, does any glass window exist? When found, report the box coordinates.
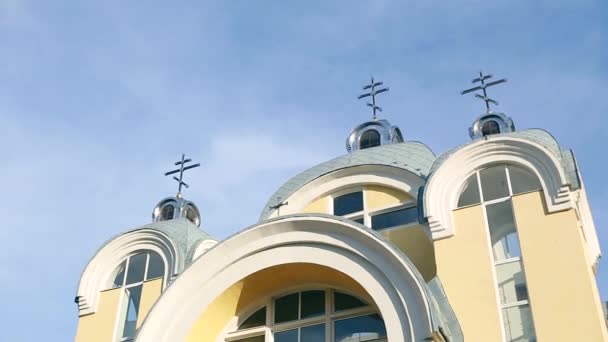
[508,166,541,195]
[161,204,174,220]
[352,217,364,225]
[359,130,381,149]
[125,252,147,285]
[301,324,325,342]
[457,174,481,207]
[301,290,325,319]
[479,165,510,201]
[334,292,366,312]
[112,260,126,288]
[120,285,142,340]
[333,192,364,216]
[146,251,165,280]
[275,293,299,323]
[239,307,267,330]
[186,206,199,225]
[482,120,501,136]
[334,314,386,342]
[502,305,536,342]
[487,200,520,261]
[496,261,528,304]
[275,329,298,342]
[371,206,417,230]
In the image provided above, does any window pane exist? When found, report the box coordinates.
[457,174,481,207]
[334,314,386,342]
[301,323,325,342]
[352,217,364,225]
[502,305,536,342]
[360,130,381,149]
[334,192,364,216]
[334,292,366,312]
[496,260,528,304]
[275,329,298,342]
[239,307,266,330]
[121,285,143,339]
[233,336,265,342]
[161,204,174,220]
[509,166,541,195]
[112,260,126,288]
[275,293,299,323]
[301,290,325,319]
[371,206,417,230]
[480,166,510,201]
[487,200,520,261]
[126,253,147,285]
[146,252,165,280]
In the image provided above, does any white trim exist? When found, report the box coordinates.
[75,229,178,316]
[191,239,219,261]
[424,136,573,240]
[136,216,436,342]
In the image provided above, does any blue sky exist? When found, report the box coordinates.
[1,1,606,341]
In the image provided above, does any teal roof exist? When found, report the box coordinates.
[259,141,435,220]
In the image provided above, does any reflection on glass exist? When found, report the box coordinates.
[480,166,510,201]
[509,166,542,195]
[146,252,165,280]
[301,291,325,319]
[121,285,142,339]
[334,314,386,342]
[275,293,299,323]
[360,130,381,149]
[487,200,520,261]
[502,305,536,342]
[458,174,481,207]
[334,292,366,312]
[126,253,147,285]
[496,261,527,304]
[371,206,418,230]
[301,323,325,342]
[275,328,298,342]
[334,192,364,216]
[112,260,126,288]
[239,307,266,330]
[161,204,174,220]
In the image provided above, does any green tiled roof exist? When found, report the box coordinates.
[259,141,436,221]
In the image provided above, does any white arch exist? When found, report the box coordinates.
[268,165,425,218]
[136,216,437,342]
[424,136,573,240]
[76,229,179,316]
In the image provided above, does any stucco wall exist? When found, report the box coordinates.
[75,288,121,342]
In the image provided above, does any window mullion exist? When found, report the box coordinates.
[505,166,514,196]
[143,252,150,282]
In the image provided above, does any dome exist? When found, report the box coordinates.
[468,112,515,139]
[346,119,404,153]
[152,196,201,227]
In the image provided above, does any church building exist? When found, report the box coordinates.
[74,74,607,342]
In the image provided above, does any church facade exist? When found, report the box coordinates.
[74,75,607,342]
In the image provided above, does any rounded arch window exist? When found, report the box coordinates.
[227,289,386,342]
[359,130,381,149]
[185,205,200,226]
[110,251,166,341]
[481,120,501,136]
[160,204,175,221]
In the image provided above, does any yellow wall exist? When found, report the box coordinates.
[75,288,121,342]
[185,263,371,342]
[512,191,608,342]
[382,225,436,281]
[365,185,412,211]
[137,278,163,328]
[302,195,329,214]
[434,205,504,342]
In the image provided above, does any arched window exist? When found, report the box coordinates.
[160,204,175,221]
[481,120,501,136]
[227,289,386,342]
[111,251,166,342]
[456,164,540,341]
[185,206,199,226]
[359,130,381,149]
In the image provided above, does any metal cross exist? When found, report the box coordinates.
[269,197,289,216]
[164,154,200,198]
[358,76,390,120]
[461,71,507,112]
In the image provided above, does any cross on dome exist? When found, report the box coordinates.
[358,76,390,120]
[164,154,200,198]
[461,71,507,112]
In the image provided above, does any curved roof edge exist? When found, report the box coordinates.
[259,141,436,221]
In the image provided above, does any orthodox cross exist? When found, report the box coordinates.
[358,76,390,120]
[269,196,289,216]
[461,71,507,112]
[164,154,200,198]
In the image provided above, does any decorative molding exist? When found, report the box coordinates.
[136,216,437,342]
[76,229,179,316]
[424,136,573,240]
[191,239,219,261]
